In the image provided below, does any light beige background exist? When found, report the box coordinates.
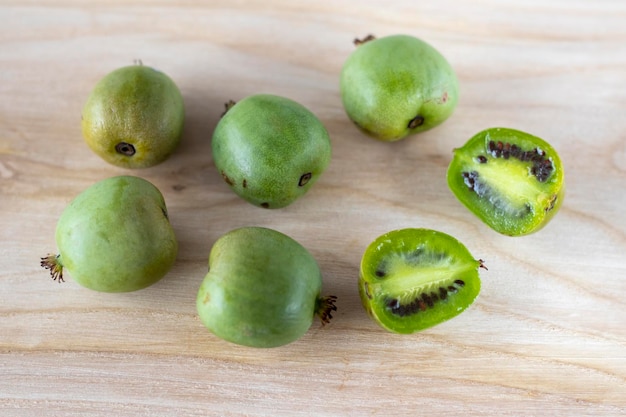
[1,1,625,416]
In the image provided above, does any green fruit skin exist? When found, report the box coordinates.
[82,65,185,169]
[55,176,178,292]
[341,34,459,142]
[359,228,482,334]
[211,94,331,209]
[447,127,565,236]
[197,227,323,348]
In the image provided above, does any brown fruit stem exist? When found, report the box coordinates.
[478,259,488,270]
[40,254,64,283]
[221,100,236,117]
[354,34,376,46]
[316,295,338,325]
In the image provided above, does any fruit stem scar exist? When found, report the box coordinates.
[316,295,338,325]
[40,254,65,283]
[354,34,376,46]
[364,282,373,299]
[115,142,136,156]
[298,172,312,187]
[408,115,424,129]
[220,170,234,186]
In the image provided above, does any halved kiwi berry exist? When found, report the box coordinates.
[359,228,485,334]
[447,127,565,236]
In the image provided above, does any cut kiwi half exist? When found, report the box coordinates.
[447,127,565,236]
[359,228,485,334]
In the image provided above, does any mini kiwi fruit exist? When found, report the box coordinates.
[447,127,565,236]
[81,62,185,168]
[40,176,178,292]
[197,226,337,348]
[340,34,459,142]
[211,94,331,209]
[359,228,485,334]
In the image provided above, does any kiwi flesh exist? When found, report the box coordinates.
[447,127,565,236]
[359,228,485,334]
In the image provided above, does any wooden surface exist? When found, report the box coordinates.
[1,1,625,416]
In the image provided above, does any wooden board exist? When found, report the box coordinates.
[1,1,625,415]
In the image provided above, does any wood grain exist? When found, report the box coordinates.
[1,1,625,416]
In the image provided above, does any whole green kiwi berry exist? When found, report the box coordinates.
[211,94,331,209]
[340,34,459,142]
[41,176,178,292]
[196,226,337,348]
[82,63,185,168]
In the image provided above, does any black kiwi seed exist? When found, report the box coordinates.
[461,170,534,218]
[531,159,554,182]
[387,298,400,309]
[487,140,554,182]
[386,285,459,317]
[510,144,521,158]
[476,155,488,164]
[462,170,533,218]
[500,143,509,159]
[375,261,388,278]
[422,293,434,308]
[462,171,481,194]
[439,287,448,300]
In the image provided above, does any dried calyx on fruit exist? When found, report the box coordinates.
[196,227,337,348]
[41,176,178,292]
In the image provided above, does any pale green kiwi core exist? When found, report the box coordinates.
[460,151,555,218]
[367,247,474,315]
